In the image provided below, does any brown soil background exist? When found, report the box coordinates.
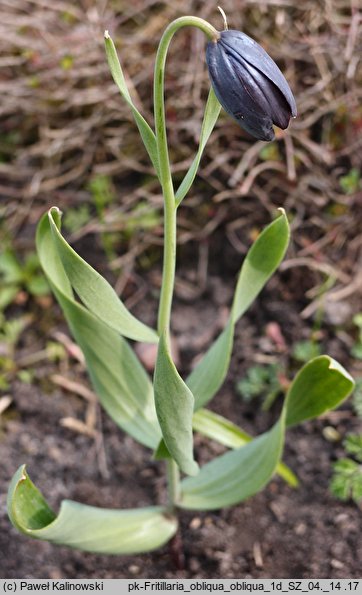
[1,0,362,579]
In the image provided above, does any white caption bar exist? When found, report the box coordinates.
[0,580,361,595]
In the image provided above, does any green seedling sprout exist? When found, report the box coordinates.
[7,14,355,557]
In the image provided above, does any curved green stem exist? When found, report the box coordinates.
[153,17,218,508]
[155,17,219,340]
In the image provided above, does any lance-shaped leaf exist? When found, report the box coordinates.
[175,88,221,206]
[187,210,290,410]
[48,208,157,344]
[187,320,234,410]
[181,354,354,510]
[154,334,199,476]
[231,208,290,322]
[192,408,298,487]
[104,32,160,177]
[37,212,161,449]
[285,356,355,427]
[180,415,285,509]
[8,466,177,555]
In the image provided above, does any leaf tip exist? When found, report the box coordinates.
[11,463,27,485]
[104,30,110,39]
[185,460,199,477]
[20,464,27,482]
[277,207,286,217]
[327,356,355,384]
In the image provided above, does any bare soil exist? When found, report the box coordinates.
[1,260,361,579]
[1,0,361,581]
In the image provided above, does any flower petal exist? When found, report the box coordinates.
[206,41,275,141]
[220,30,297,118]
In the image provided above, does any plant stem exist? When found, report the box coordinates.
[166,456,181,505]
[153,17,218,508]
[154,17,218,340]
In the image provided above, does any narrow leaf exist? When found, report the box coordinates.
[286,355,355,427]
[175,88,221,205]
[193,408,250,447]
[8,466,177,555]
[180,416,284,510]
[187,211,290,411]
[232,209,290,322]
[192,408,298,487]
[37,213,161,449]
[48,207,158,344]
[104,33,160,177]
[181,354,353,509]
[154,334,199,476]
[187,319,234,410]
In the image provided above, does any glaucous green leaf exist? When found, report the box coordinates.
[180,416,284,509]
[187,211,290,411]
[182,355,353,509]
[193,407,250,447]
[187,319,234,410]
[192,408,298,487]
[37,212,161,449]
[175,88,221,205]
[104,33,160,177]
[231,209,290,322]
[285,356,355,427]
[48,207,157,344]
[8,466,177,554]
[154,334,199,476]
[153,438,171,461]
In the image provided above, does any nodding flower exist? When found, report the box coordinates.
[206,30,297,141]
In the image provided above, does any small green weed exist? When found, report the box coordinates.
[330,434,362,505]
[339,168,361,195]
[63,205,91,234]
[236,363,283,411]
[0,313,30,390]
[0,249,49,310]
[292,340,321,363]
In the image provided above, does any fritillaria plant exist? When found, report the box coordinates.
[8,14,354,556]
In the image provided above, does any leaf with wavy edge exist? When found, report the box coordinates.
[37,212,161,449]
[8,466,177,555]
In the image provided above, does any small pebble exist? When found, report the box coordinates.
[322,426,341,442]
[331,559,344,569]
[128,565,140,575]
[189,517,202,530]
[294,522,307,536]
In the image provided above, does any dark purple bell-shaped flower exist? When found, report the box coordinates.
[206,30,297,141]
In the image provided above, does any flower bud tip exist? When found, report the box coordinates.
[218,6,228,30]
